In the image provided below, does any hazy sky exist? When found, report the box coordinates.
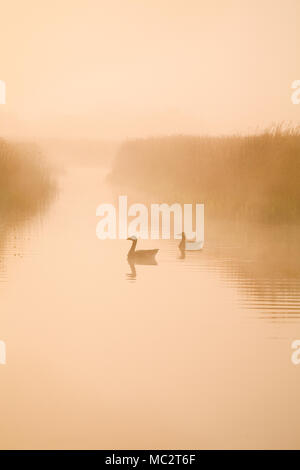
[1,0,300,138]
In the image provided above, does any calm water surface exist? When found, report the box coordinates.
[0,164,300,449]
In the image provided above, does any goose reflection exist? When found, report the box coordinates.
[126,256,158,280]
[126,258,137,280]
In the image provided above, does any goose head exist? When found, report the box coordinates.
[127,235,137,241]
[176,232,186,239]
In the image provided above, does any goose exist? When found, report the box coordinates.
[127,235,159,260]
[178,232,204,251]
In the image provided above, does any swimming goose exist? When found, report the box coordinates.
[178,232,204,251]
[127,235,159,260]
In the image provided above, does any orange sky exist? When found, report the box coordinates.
[0,0,300,139]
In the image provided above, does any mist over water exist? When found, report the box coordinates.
[0,144,299,449]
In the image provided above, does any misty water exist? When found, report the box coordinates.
[0,162,300,449]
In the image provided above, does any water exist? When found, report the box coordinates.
[0,164,300,449]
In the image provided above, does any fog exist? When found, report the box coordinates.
[1,0,300,139]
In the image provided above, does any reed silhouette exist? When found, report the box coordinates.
[109,125,300,223]
[0,138,56,224]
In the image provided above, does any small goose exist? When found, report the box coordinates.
[178,232,204,251]
[127,235,159,260]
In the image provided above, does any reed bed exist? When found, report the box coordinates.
[0,138,56,223]
[109,126,300,222]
